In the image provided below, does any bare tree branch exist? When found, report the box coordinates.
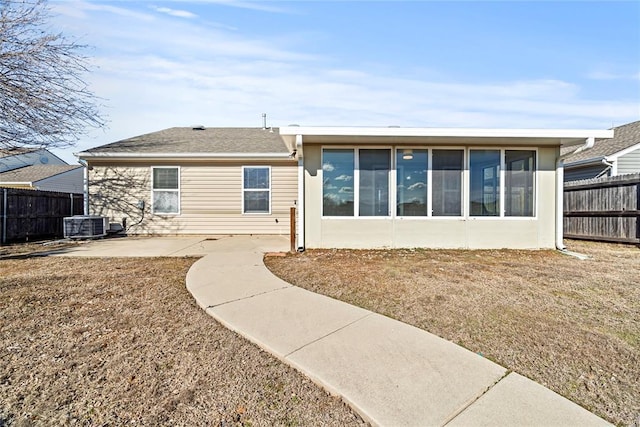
[0,0,105,150]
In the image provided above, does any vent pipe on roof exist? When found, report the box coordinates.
[262,113,267,130]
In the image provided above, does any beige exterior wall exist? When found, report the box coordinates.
[303,144,559,249]
[88,160,297,235]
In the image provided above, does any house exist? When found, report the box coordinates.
[77,125,613,249]
[0,164,83,193]
[0,148,67,173]
[0,148,83,194]
[562,120,640,182]
[76,127,297,235]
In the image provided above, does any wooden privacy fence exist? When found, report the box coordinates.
[0,187,84,244]
[564,173,640,244]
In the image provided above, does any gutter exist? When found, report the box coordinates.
[78,159,90,215]
[562,156,605,168]
[0,182,32,186]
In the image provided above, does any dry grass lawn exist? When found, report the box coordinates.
[0,255,364,426]
[265,240,640,426]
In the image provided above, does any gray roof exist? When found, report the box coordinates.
[0,165,82,183]
[82,127,290,154]
[562,120,640,164]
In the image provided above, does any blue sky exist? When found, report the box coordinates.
[48,0,640,163]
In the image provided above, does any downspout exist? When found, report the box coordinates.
[78,159,90,216]
[556,137,595,250]
[296,134,305,251]
[601,157,615,177]
[556,158,566,251]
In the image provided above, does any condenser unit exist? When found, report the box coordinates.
[63,216,109,239]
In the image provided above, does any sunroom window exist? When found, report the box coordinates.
[505,150,535,217]
[470,150,500,216]
[322,149,391,217]
[322,149,355,216]
[152,167,180,214]
[322,147,536,219]
[469,149,536,217]
[396,149,428,216]
[359,149,390,216]
[432,150,463,216]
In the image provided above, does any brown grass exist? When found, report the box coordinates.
[265,240,640,426]
[0,256,364,426]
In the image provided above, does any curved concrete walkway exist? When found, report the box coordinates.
[187,235,609,427]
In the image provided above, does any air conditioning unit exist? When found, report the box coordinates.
[64,216,109,239]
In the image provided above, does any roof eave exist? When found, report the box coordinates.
[75,152,295,161]
[279,127,614,147]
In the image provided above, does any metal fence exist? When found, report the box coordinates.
[564,173,640,244]
[0,187,84,243]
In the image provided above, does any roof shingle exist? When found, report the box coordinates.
[82,127,290,154]
[562,120,640,164]
[0,165,82,183]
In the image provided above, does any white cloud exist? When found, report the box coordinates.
[323,193,343,203]
[407,182,427,191]
[338,186,353,193]
[322,162,335,172]
[52,2,155,22]
[153,6,197,19]
[191,0,294,14]
[335,174,353,182]
[586,65,640,81]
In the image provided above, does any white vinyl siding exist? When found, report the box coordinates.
[617,147,640,175]
[89,162,296,235]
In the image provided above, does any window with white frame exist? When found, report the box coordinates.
[469,150,501,216]
[359,149,391,216]
[243,166,270,214]
[505,150,536,217]
[323,149,354,216]
[396,149,428,216]
[323,147,535,219]
[322,149,391,217]
[469,149,536,217]
[396,149,463,217]
[432,150,463,216]
[152,167,180,214]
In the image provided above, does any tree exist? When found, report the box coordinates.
[0,0,104,150]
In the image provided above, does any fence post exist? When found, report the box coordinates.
[1,188,6,245]
[290,206,296,253]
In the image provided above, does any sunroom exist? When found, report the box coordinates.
[279,127,613,250]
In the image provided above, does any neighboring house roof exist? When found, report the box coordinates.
[0,147,35,157]
[78,127,292,158]
[562,120,640,166]
[0,164,82,184]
